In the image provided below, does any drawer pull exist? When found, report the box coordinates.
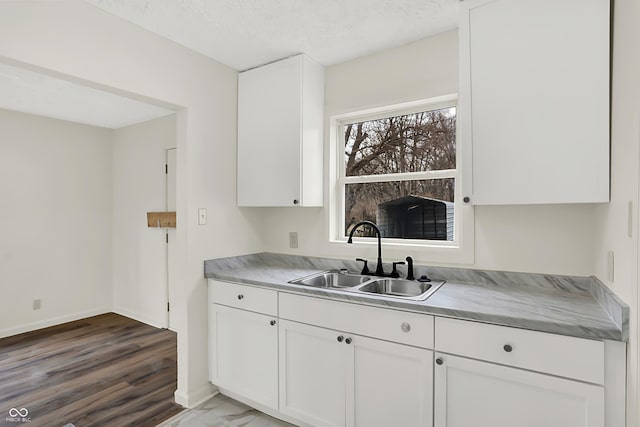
[237,294,244,300]
[345,337,352,344]
[270,320,276,326]
[337,335,344,342]
[503,344,513,353]
[401,322,411,332]
[436,358,444,365]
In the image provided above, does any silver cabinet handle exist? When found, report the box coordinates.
[401,322,411,332]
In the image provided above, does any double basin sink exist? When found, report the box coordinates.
[288,269,445,301]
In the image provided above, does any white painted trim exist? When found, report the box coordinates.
[0,306,111,339]
[342,169,456,184]
[334,94,458,124]
[328,95,474,265]
[604,340,627,427]
[174,383,217,409]
[112,307,165,329]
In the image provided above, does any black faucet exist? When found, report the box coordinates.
[347,220,385,276]
[405,256,415,280]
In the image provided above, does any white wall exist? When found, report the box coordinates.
[258,30,598,277]
[0,1,265,406]
[0,108,113,337]
[593,0,640,425]
[112,115,176,329]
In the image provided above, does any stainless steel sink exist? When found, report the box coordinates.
[289,270,445,301]
[354,278,445,301]
[289,270,373,288]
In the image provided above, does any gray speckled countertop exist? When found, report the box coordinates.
[204,253,629,342]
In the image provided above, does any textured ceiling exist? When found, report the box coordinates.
[2,1,458,129]
[84,0,460,71]
[0,62,175,129]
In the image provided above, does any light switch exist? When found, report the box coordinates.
[198,208,207,225]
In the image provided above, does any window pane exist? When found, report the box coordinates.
[345,179,454,241]
[344,107,456,176]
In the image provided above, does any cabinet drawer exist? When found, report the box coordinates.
[435,317,604,384]
[279,292,434,349]
[208,280,277,316]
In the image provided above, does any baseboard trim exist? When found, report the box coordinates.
[113,307,166,329]
[0,307,111,339]
[174,383,217,408]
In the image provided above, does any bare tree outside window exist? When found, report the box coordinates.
[343,107,457,240]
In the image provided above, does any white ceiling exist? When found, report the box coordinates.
[2,0,459,129]
[0,62,176,129]
[83,0,460,71]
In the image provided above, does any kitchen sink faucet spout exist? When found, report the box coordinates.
[347,220,385,276]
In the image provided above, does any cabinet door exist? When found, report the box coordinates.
[460,0,609,204]
[349,335,433,427]
[209,304,278,409]
[279,319,347,427]
[237,55,302,207]
[434,353,604,427]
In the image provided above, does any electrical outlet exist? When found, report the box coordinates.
[198,208,207,225]
[607,251,614,282]
[33,299,41,311]
[289,232,298,249]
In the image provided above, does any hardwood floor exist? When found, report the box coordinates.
[0,313,183,427]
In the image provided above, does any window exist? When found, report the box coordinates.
[330,96,470,252]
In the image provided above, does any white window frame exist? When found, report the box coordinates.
[328,95,474,264]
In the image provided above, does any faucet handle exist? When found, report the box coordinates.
[391,261,405,278]
[355,258,370,275]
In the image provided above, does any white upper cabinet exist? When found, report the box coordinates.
[459,0,610,205]
[237,54,325,207]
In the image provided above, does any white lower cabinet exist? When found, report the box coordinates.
[209,303,279,410]
[208,282,622,427]
[278,319,347,427]
[350,332,433,427]
[434,317,607,427]
[433,353,604,427]
[278,319,433,427]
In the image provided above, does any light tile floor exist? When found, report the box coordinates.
[157,394,296,427]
